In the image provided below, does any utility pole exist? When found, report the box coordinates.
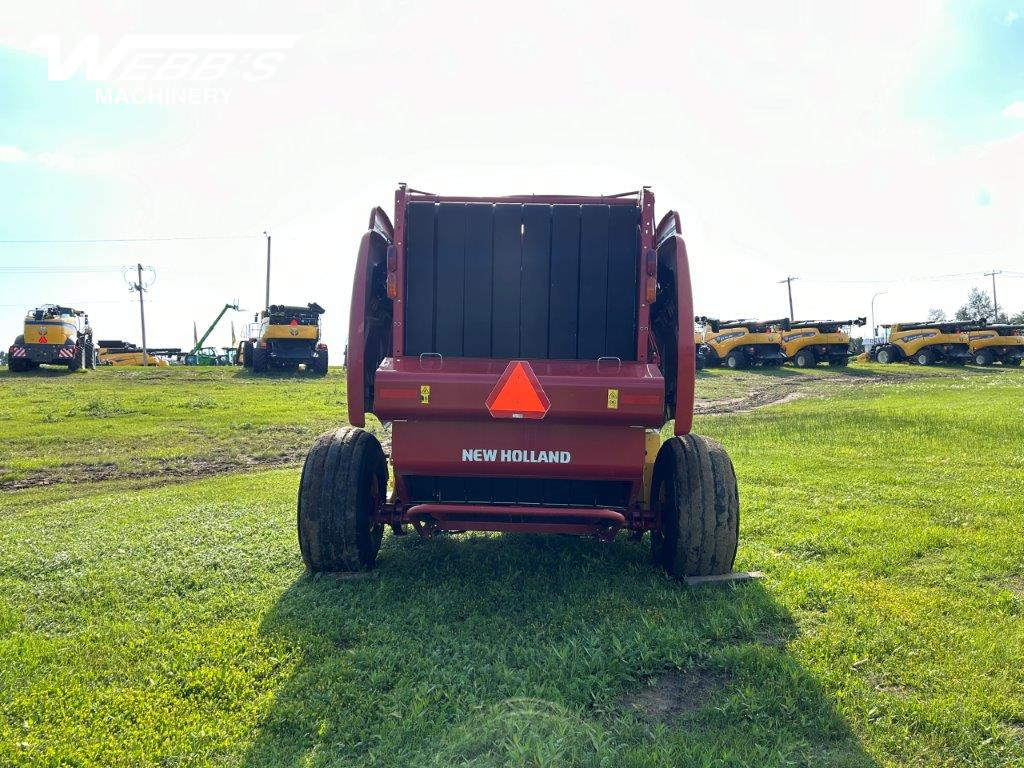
[126,264,154,366]
[871,291,888,337]
[264,231,272,311]
[985,270,1002,321]
[778,276,797,319]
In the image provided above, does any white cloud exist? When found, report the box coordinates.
[1006,10,1019,25]
[1002,101,1024,118]
[0,145,28,163]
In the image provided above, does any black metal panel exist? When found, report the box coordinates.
[520,205,551,358]
[404,202,436,355]
[548,205,580,359]
[435,204,466,356]
[463,204,494,357]
[403,201,638,361]
[577,205,610,359]
[606,205,639,359]
[402,475,632,509]
[491,204,522,358]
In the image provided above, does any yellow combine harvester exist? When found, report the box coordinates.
[6,305,97,372]
[871,320,981,365]
[696,316,789,369]
[968,324,1024,366]
[238,303,328,374]
[781,318,866,368]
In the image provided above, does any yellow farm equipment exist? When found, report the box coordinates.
[696,317,789,369]
[968,324,1024,366]
[781,318,866,368]
[7,305,97,372]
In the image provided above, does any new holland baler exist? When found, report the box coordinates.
[298,186,739,578]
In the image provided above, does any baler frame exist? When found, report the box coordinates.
[303,184,736,579]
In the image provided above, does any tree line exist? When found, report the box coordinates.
[927,288,1024,325]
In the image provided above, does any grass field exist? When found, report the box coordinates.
[1,364,1022,766]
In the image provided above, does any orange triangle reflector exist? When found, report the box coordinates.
[486,361,550,420]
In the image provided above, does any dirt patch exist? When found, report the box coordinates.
[695,370,909,415]
[620,668,728,720]
[0,453,300,491]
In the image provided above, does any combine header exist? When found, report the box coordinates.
[697,317,789,368]
[782,318,866,368]
[297,186,740,578]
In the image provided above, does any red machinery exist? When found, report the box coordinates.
[298,186,738,577]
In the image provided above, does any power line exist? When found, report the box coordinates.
[0,234,259,245]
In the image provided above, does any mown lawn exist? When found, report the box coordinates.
[0,365,1022,766]
[0,367,356,489]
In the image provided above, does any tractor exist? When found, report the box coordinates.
[297,186,739,579]
[696,317,789,369]
[781,318,866,368]
[968,324,1024,366]
[238,303,328,374]
[7,305,97,372]
[871,320,982,365]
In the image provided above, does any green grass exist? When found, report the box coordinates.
[1,364,1022,766]
[0,367,359,488]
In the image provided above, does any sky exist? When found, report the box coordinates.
[1,0,1023,352]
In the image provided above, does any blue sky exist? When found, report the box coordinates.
[2,1,1023,351]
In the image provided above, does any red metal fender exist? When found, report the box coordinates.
[670,233,696,435]
[346,231,374,427]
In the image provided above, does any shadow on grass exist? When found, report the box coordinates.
[242,534,878,767]
[231,369,331,381]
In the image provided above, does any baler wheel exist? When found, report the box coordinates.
[298,427,387,572]
[650,434,739,578]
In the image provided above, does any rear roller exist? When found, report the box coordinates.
[298,427,387,572]
[651,434,739,578]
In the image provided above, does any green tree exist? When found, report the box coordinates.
[955,288,1005,322]
[927,308,947,322]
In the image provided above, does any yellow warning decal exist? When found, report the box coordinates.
[420,385,430,405]
[607,389,619,409]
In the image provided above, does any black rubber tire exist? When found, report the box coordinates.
[876,346,896,365]
[84,342,97,370]
[1006,358,1022,367]
[703,347,719,367]
[251,346,268,373]
[650,434,739,578]
[974,349,994,366]
[829,356,848,367]
[8,357,28,373]
[298,427,387,572]
[725,350,749,370]
[67,346,84,372]
[915,349,935,366]
[14,335,24,346]
[241,341,254,369]
[794,349,817,368]
[313,350,329,375]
